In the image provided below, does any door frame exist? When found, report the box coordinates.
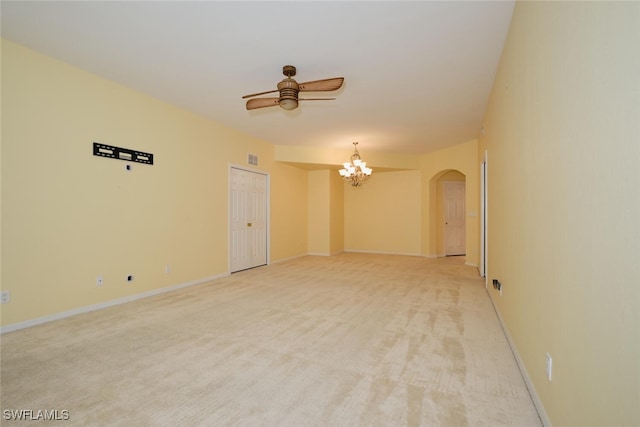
[480,150,488,284]
[228,164,270,273]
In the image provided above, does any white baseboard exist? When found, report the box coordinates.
[344,249,422,257]
[269,253,309,264]
[486,290,552,427]
[424,253,448,258]
[305,250,346,257]
[423,254,477,269]
[0,273,228,334]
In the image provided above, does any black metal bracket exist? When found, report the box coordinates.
[93,142,154,165]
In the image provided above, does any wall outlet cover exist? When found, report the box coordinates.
[545,352,553,381]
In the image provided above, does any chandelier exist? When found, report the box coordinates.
[338,142,373,187]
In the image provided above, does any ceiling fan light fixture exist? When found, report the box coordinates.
[279,98,298,110]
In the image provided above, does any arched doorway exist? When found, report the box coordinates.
[428,169,466,257]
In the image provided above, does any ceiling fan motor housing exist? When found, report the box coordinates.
[277,78,299,110]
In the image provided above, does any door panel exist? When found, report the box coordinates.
[444,181,466,256]
[230,168,267,272]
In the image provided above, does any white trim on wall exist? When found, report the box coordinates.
[480,150,488,284]
[346,249,422,257]
[306,251,344,257]
[487,290,552,427]
[0,273,228,334]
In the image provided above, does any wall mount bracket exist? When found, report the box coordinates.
[93,142,154,165]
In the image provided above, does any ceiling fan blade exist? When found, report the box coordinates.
[298,98,336,101]
[246,97,280,110]
[242,89,279,99]
[298,77,344,92]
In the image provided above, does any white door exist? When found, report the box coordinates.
[230,167,267,272]
[444,181,465,256]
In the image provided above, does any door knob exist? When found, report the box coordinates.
[247,222,252,227]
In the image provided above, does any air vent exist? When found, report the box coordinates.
[248,153,258,166]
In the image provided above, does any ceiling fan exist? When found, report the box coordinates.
[242,65,344,111]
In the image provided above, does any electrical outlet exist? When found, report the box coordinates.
[165,265,171,274]
[492,279,503,295]
[1,291,10,304]
[96,276,104,286]
[545,353,553,381]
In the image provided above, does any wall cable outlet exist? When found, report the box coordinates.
[96,276,104,286]
[1,291,10,304]
[492,279,503,295]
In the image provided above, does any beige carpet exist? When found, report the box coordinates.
[0,253,541,426]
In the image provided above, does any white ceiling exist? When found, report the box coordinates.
[1,1,514,155]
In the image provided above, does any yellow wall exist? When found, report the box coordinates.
[1,39,309,327]
[269,162,308,261]
[420,140,479,265]
[274,144,420,170]
[307,169,345,256]
[293,140,480,262]
[308,170,330,255]
[480,2,640,425]
[344,170,421,255]
[329,171,344,255]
